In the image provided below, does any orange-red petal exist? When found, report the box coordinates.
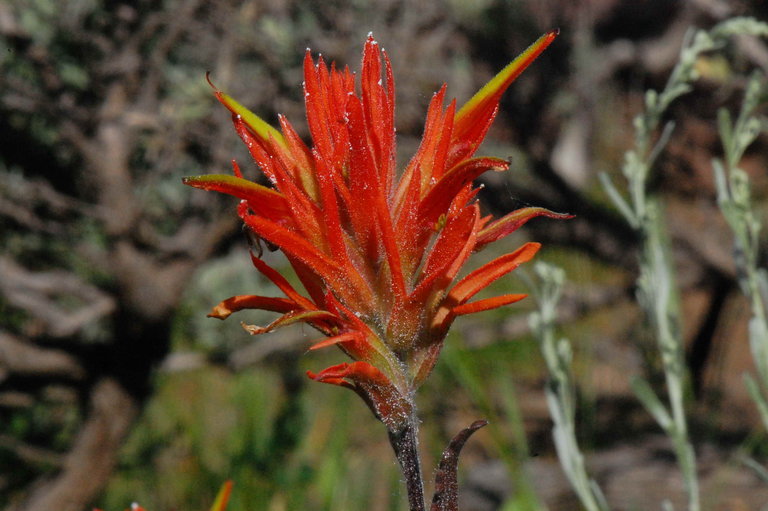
[208,295,298,319]
[446,242,540,306]
[450,293,527,316]
[182,174,288,219]
[308,361,412,431]
[475,207,573,251]
[238,205,340,282]
[249,254,317,311]
[241,309,338,335]
[308,332,362,351]
[418,157,509,227]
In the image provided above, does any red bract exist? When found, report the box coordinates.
[184,31,565,432]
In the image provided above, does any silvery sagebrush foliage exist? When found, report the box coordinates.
[598,16,768,511]
[528,262,610,511]
[713,67,768,471]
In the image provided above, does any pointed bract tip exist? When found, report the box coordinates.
[207,302,232,319]
[469,419,489,430]
[542,28,559,46]
[533,29,558,53]
[209,480,233,511]
[231,159,243,178]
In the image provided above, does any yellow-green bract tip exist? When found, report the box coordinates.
[455,29,558,122]
[206,73,286,148]
[209,481,233,511]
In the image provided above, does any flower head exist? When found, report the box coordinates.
[184,32,565,431]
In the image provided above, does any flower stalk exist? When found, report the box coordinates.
[389,416,426,511]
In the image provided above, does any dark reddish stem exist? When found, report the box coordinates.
[388,416,426,511]
[431,420,488,511]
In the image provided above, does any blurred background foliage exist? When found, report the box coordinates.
[1,0,768,510]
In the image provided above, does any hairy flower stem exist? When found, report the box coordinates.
[388,415,426,511]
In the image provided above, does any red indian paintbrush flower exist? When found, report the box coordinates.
[184,31,564,432]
